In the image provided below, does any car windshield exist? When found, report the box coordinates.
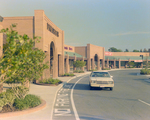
[91,72,110,77]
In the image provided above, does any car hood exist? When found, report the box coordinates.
[90,77,113,81]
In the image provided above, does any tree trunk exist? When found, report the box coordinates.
[0,83,3,93]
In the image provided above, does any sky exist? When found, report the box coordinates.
[0,0,150,51]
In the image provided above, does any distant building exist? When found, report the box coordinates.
[0,10,150,79]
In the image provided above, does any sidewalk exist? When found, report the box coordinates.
[1,72,91,120]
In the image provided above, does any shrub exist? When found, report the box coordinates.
[0,89,16,111]
[39,78,62,84]
[102,68,110,70]
[14,94,41,110]
[62,73,75,76]
[24,94,41,108]
[140,69,150,75]
[13,98,29,110]
[73,70,84,73]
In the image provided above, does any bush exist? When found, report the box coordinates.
[24,94,41,108]
[88,69,97,71]
[13,98,28,110]
[14,94,41,110]
[140,69,150,75]
[0,89,16,111]
[73,70,84,73]
[102,68,110,70]
[62,73,75,76]
[39,78,62,84]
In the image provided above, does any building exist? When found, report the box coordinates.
[0,10,150,79]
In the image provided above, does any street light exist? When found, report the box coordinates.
[0,16,3,22]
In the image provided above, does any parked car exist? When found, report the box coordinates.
[89,71,114,90]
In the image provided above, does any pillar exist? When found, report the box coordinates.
[107,58,109,68]
[58,54,64,76]
[119,59,121,69]
[92,58,94,70]
[66,54,69,73]
[102,59,105,70]
[82,57,84,71]
[87,58,91,71]
[113,59,116,69]
[73,56,76,71]
[141,62,143,68]
[43,45,50,79]
[97,56,100,70]
[53,48,58,78]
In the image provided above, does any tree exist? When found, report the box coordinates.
[108,47,122,52]
[125,49,129,52]
[73,60,86,70]
[143,48,148,52]
[0,24,49,86]
[133,49,139,52]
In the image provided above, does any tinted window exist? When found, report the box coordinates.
[91,72,110,77]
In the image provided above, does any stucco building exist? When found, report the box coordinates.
[0,10,150,79]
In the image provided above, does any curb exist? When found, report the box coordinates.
[0,99,46,118]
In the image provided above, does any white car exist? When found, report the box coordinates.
[89,71,114,91]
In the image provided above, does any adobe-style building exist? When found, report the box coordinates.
[0,10,150,79]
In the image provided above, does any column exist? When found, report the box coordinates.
[73,56,76,71]
[141,62,143,68]
[58,54,64,76]
[119,59,121,69]
[82,57,84,71]
[107,58,109,68]
[102,59,105,70]
[53,48,58,78]
[97,56,100,70]
[43,45,50,79]
[113,59,116,69]
[66,54,69,73]
[92,58,94,70]
[87,58,91,71]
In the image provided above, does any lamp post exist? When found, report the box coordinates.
[140,55,143,68]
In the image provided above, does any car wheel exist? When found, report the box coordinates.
[90,86,93,90]
[110,87,113,91]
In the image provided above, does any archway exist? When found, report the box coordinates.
[50,42,54,78]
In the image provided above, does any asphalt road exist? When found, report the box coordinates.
[73,69,150,120]
[53,69,150,120]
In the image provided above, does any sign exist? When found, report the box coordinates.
[134,60,143,62]
[47,23,59,37]
[64,47,73,50]
[105,52,112,56]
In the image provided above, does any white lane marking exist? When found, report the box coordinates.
[138,99,150,106]
[51,76,76,120]
[71,76,86,120]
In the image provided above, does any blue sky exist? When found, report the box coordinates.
[0,0,150,51]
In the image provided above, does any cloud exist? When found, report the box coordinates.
[110,31,150,36]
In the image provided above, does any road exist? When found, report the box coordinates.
[53,69,150,120]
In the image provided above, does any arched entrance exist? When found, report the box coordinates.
[50,42,54,78]
[94,54,98,70]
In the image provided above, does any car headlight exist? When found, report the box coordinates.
[91,80,96,83]
[108,81,114,84]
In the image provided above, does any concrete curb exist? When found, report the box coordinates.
[0,99,46,118]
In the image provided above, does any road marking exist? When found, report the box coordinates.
[138,99,150,106]
[71,77,86,120]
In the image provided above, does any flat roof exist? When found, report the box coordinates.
[105,56,150,61]
[64,51,86,58]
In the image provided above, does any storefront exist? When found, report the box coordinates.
[0,10,150,79]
